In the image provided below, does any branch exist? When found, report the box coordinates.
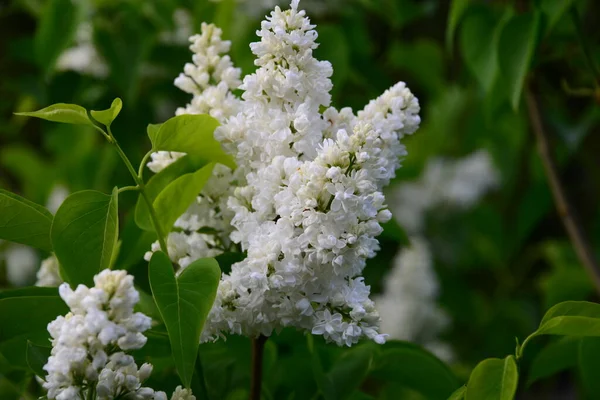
[250,335,268,400]
[525,87,600,294]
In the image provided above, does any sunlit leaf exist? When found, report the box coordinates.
[91,98,123,127]
[15,103,92,126]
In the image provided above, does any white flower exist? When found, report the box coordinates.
[171,0,419,346]
[46,184,69,214]
[170,386,196,400]
[43,270,153,399]
[56,23,108,78]
[4,244,38,286]
[36,255,63,287]
[389,150,499,234]
[146,0,420,346]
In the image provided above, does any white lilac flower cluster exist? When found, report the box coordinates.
[147,0,420,346]
[43,270,195,400]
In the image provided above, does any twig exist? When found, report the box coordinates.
[249,335,268,400]
[525,87,600,294]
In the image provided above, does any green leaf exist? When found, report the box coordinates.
[150,114,235,170]
[578,337,600,396]
[135,155,209,231]
[26,341,51,378]
[459,7,512,94]
[148,251,221,388]
[15,103,92,126]
[370,342,459,400]
[539,0,575,35]
[446,0,470,53]
[147,123,162,145]
[214,252,246,275]
[326,346,374,400]
[527,337,579,385]
[91,98,123,127]
[152,163,215,234]
[307,335,333,400]
[498,12,542,111]
[0,289,68,368]
[520,301,600,357]
[447,385,466,400]
[34,0,81,74]
[116,215,157,271]
[0,287,59,301]
[465,356,518,400]
[51,188,119,286]
[0,189,53,251]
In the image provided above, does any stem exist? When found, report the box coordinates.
[570,6,600,85]
[117,185,139,194]
[138,150,153,179]
[249,335,267,400]
[105,126,168,253]
[525,88,600,294]
[86,385,96,400]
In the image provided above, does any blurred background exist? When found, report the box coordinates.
[1,0,600,398]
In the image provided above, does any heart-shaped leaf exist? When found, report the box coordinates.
[91,98,123,127]
[51,188,119,286]
[150,114,235,170]
[149,251,220,388]
[0,189,53,251]
[465,355,518,400]
[135,156,209,231]
[15,103,92,126]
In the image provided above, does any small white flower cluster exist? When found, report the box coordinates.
[36,254,62,287]
[389,150,499,234]
[43,270,159,400]
[3,243,38,286]
[374,238,452,361]
[148,0,420,346]
[56,23,108,78]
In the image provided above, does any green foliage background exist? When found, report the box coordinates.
[1,0,600,398]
